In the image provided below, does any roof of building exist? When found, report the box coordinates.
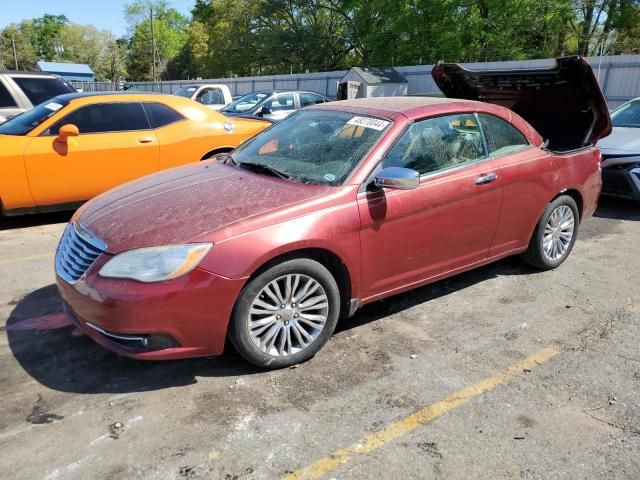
[36,61,94,75]
[347,67,408,84]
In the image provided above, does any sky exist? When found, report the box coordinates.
[0,0,195,37]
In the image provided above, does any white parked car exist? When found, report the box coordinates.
[173,84,233,110]
[0,71,76,123]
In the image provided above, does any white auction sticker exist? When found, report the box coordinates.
[44,102,63,111]
[347,116,390,131]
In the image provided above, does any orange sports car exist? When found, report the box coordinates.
[0,92,270,215]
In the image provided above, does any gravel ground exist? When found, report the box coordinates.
[0,196,638,480]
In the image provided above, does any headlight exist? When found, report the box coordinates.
[99,243,212,283]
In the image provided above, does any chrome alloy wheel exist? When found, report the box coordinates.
[543,205,575,261]
[247,274,329,356]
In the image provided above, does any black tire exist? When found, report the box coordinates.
[521,195,580,270]
[228,258,341,368]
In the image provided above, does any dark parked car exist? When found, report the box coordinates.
[221,89,331,121]
[0,71,76,123]
[597,97,640,200]
[55,57,610,368]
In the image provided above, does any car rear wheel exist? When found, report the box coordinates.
[521,195,579,270]
[228,258,340,368]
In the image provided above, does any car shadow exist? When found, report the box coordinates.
[0,211,73,230]
[6,257,538,394]
[594,196,639,221]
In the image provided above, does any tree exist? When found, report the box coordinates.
[0,23,38,70]
[29,14,69,60]
[125,0,189,80]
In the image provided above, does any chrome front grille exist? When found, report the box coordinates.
[55,222,107,283]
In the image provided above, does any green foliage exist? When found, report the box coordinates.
[125,0,189,80]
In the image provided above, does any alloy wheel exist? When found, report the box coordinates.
[542,205,575,262]
[247,274,329,356]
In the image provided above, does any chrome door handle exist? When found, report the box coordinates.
[137,137,154,144]
[474,173,498,185]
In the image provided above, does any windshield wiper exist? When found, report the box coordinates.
[238,161,291,180]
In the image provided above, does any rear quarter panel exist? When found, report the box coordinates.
[156,116,269,169]
[490,146,601,257]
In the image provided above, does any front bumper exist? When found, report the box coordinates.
[602,163,640,201]
[56,255,247,360]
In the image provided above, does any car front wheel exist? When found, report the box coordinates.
[521,195,580,270]
[228,258,341,368]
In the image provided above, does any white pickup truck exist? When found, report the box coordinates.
[173,84,233,110]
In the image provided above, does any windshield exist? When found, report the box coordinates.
[612,100,640,128]
[223,92,270,113]
[174,86,197,98]
[231,109,390,185]
[0,99,69,136]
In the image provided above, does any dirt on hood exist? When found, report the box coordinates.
[76,161,329,253]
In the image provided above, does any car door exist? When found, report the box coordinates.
[23,102,159,207]
[358,112,503,300]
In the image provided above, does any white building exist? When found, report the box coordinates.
[337,67,408,99]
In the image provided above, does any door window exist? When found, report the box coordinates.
[11,76,75,105]
[0,82,17,107]
[143,102,184,128]
[300,93,326,107]
[268,93,295,111]
[196,88,225,105]
[382,113,487,175]
[478,113,529,156]
[47,102,149,135]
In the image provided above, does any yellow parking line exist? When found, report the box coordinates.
[0,253,53,266]
[283,347,560,480]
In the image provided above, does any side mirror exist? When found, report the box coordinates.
[374,167,420,190]
[258,106,272,117]
[57,124,79,143]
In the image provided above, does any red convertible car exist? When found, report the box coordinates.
[56,57,611,368]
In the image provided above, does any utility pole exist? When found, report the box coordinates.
[12,35,19,70]
[150,6,156,83]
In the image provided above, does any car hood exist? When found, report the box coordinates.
[597,126,640,155]
[76,162,329,253]
[432,56,612,150]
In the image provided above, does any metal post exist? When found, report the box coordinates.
[11,35,18,70]
[150,7,156,83]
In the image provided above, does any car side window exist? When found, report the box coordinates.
[47,102,149,135]
[269,93,295,111]
[382,113,487,175]
[300,93,325,107]
[478,113,529,156]
[196,88,225,105]
[0,82,17,107]
[143,102,184,128]
[11,76,74,105]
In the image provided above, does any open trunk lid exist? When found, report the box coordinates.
[432,56,612,151]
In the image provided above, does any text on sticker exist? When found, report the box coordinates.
[347,116,390,131]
